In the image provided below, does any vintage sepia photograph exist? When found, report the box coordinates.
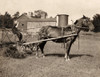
[0,0,100,77]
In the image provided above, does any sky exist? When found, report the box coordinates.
[0,0,100,24]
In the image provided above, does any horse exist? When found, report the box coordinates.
[36,15,94,61]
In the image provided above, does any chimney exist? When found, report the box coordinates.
[28,12,33,18]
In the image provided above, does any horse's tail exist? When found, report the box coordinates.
[39,26,48,34]
[38,26,49,39]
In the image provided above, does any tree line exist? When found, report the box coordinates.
[0,11,100,32]
[0,10,48,28]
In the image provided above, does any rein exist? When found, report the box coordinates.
[61,27,66,48]
[78,33,80,51]
[71,25,81,52]
[73,25,88,52]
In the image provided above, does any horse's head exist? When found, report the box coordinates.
[74,15,94,31]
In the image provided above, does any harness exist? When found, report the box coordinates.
[60,25,77,48]
[60,26,67,48]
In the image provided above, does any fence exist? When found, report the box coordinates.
[0,29,18,44]
[0,28,40,44]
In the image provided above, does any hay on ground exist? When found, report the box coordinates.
[4,45,27,59]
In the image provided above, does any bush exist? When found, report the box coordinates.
[92,14,100,32]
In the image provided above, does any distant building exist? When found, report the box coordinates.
[16,14,56,33]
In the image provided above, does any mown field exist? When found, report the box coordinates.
[0,32,100,77]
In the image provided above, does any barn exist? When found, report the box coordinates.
[0,14,69,43]
[16,14,56,34]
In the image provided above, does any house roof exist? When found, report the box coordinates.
[28,18,56,22]
[16,14,31,21]
[16,14,56,22]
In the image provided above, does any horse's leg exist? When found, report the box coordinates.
[39,41,47,58]
[65,40,72,61]
[36,45,39,58]
[19,33,22,42]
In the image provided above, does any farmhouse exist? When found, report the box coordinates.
[16,14,56,33]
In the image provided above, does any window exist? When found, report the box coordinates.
[22,24,24,26]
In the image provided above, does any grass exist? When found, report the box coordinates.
[0,32,100,77]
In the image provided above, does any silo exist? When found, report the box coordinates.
[57,14,69,27]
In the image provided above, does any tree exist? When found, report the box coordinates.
[28,12,34,17]
[34,10,48,18]
[92,14,100,32]
[0,12,14,28]
[13,11,20,20]
[0,15,4,28]
[22,12,27,15]
[4,12,14,28]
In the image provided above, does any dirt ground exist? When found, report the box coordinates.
[0,32,100,77]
